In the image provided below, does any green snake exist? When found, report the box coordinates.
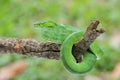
[34,21,104,74]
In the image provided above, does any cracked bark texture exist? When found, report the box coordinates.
[0,20,105,62]
[0,38,60,60]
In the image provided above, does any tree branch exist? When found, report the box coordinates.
[0,38,60,60]
[0,20,105,61]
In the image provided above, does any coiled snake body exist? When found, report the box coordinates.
[34,21,103,74]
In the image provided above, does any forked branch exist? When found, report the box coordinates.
[0,20,105,61]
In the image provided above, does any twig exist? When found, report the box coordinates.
[0,20,105,61]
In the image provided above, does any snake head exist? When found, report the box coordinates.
[34,21,58,29]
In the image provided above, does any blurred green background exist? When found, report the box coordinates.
[0,0,120,80]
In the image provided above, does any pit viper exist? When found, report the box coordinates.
[34,21,104,74]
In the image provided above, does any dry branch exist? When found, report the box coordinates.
[0,38,60,60]
[0,20,105,62]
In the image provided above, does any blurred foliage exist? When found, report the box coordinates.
[0,0,120,80]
